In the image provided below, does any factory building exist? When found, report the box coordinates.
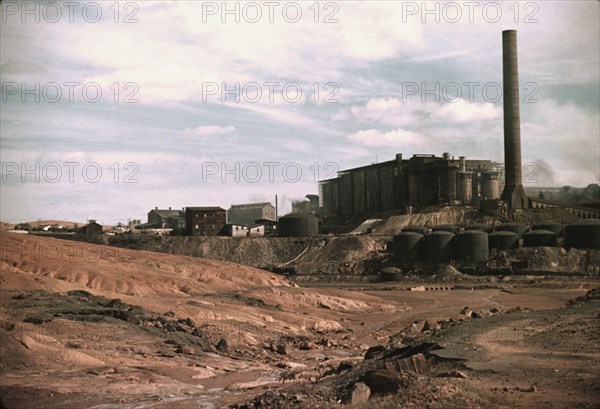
[227,202,276,226]
[319,153,503,218]
[185,207,226,236]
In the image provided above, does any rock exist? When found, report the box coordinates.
[518,386,536,393]
[342,382,371,405]
[363,370,408,394]
[489,307,501,314]
[337,361,353,372]
[275,342,287,355]
[436,370,468,378]
[175,344,195,355]
[179,317,196,327]
[298,340,316,350]
[422,320,441,332]
[164,310,175,317]
[460,307,472,317]
[364,345,387,360]
[216,338,229,353]
[471,311,482,319]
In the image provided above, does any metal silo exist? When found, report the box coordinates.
[481,171,500,200]
[456,230,489,264]
[278,213,319,237]
[564,219,600,249]
[533,221,563,236]
[458,171,473,204]
[392,232,423,262]
[402,225,427,235]
[496,222,528,237]
[489,231,519,250]
[523,230,557,247]
[423,231,456,263]
[465,223,493,233]
[432,225,460,234]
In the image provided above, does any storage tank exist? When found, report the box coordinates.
[456,230,489,264]
[489,231,519,250]
[392,232,423,262]
[465,223,493,233]
[423,231,456,263]
[458,171,473,204]
[564,219,600,249]
[481,171,500,200]
[278,213,318,237]
[533,221,562,236]
[496,222,528,237]
[432,225,460,234]
[380,267,402,282]
[523,230,557,247]
[402,225,427,235]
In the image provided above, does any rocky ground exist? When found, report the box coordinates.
[1,232,599,408]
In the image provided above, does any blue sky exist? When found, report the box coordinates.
[1,1,598,224]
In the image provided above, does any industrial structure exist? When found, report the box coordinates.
[319,153,503,218]
[292,194,320,214]
[185,207,226,236]
[278,213,319,237]
[227,202,276,226]
[147,207,185,229]
[501,29,529,210]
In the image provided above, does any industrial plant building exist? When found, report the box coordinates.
[147,207,185,229]
[227,202,276,226]
[185,207,227,236]
[319,153,504,218]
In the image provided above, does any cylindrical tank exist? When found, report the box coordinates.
[392,232,423,262]
[423,231,456,263]
[402,225,427,235]
[489,231,519,250]
[456,230,489,264]
[533,221,563,236]
[496,222,528,237]
[278,213,318,237]
[458,171,473,204]
[564,219,600,249]
[481,172,500,200]
[465,223,493,233]
[380,267,402,282]
[432,225,460,234]
[523,230,557,247]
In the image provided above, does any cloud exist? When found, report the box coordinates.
[185,125,235,136]
[348,128,430,150]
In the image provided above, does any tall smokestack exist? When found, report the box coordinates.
[501,30,528,210]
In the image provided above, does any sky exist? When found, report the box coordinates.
[1,0,599,224]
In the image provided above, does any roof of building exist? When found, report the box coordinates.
[229,202,273,210]
[149,209,183,218]
[81,221,102,228]
[186,206,226,211]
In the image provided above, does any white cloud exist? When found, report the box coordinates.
[348,128,431,150]
[185,125,235,136]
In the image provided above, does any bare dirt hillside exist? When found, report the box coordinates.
[110,235,385,275]
[1,232,598,408]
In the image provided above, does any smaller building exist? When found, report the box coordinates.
[249,224,265,237]
[186,207,226,236]
[255,219,278,236]
[81,220,103,235]
[221,224,249,237]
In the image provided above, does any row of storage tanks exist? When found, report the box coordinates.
[390,219,600,264]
